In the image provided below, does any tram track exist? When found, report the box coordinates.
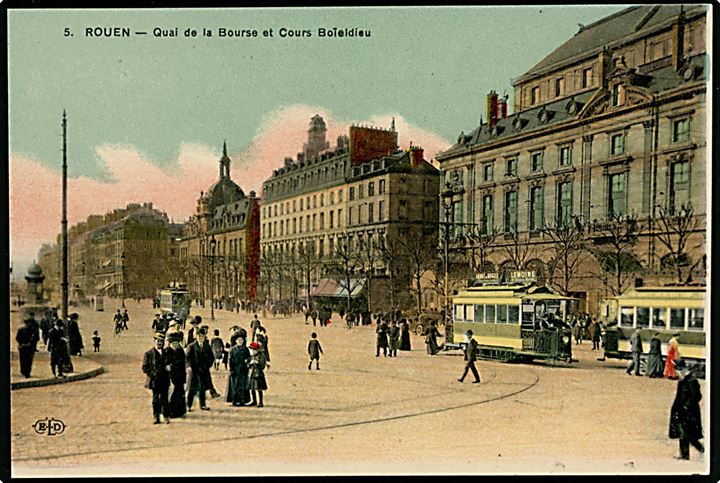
[13,369,540,464]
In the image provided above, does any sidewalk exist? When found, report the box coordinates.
[10,349,105,390]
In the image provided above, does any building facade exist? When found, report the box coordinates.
[37,202,184,303]
[436,5,707,314]
[177,143,261,305]
[261,116,440,310]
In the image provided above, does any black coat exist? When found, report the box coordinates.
[186,340,214,373]
[165,346,186,385]
[142,347,170,390]
[68,320,84,355]
[464,338,478,362]
[669,373,703,440]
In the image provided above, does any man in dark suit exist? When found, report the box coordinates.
[458,329,481,383]
[16,318,39,378]
[186,327,213,411]
[185,315,201,347]
[626,328,643,376]
[669,360,704,460]
[142,332,171,424]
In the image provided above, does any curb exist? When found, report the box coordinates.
[11,366,106,390]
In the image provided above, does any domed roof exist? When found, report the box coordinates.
[206,177,245,210]
[27,262,43,276]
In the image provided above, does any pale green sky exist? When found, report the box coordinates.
[9,6,626,179]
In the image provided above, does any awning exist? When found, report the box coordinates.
[101,259,113,267]
[311,278,366,298]
[96,281,115,292]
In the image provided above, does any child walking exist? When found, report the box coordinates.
[307,332,323,370]
[92,330,101,352]
[248,341,268,407]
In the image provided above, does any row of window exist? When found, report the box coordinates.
[619,306,704,331]
[348,179,386,201]
[263,231,385,259]
[263,189,345,219]
[454,303,522,325]
[262,200,391,238]
[264,160,347,198]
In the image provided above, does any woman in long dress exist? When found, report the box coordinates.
[399,319,411,351]
[646,332,664,378]
[664,332,680,380]
[425,321,442,355]
[227,331,251,406]
[166,332,187,418]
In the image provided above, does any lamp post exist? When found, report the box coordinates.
[210,235,217,320]
[440,183,465,326]
[120,253,126,308]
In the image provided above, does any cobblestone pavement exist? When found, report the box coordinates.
[10,300,708,475]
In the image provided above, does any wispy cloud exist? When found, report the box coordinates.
[10,105,451,271]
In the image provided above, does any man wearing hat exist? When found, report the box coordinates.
[16,318,39,378]
[141,332,171,424]
[200,325,221,398]
[152,313,167,334]
[47,319,71,378]
[626,328,644,376]
[669,360,704,460]
[186,315,202,348]
[186,327,213,411]
[458,330,481,383]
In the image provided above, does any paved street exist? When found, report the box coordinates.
[10,299,707,476]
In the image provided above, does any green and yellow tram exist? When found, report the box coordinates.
[603,286,706,376]
[448,284,575,363]
[160,282,192,320]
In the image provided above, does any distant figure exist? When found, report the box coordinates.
[248,341,268,407]
[425,321,443,355]
[142,332,171,424]
[387,320,400,357]
[67,313,84,356]
[211,329,225,371]
[310,309,318,326]
[646,332,664,378]
[458,330,481,383]
[16,318,39,378]
[92,330,101,352]
[590,318,601,350]
[307,332,323,370]
[250,314,262,341]
[399,319,411,351]
[165,331,187,419]
[626,328,643,376]
[47,319,70,378]
[303,304,310,324]
[375,321,388,357]
[121,309,130,330]
[664,332,681,380]
[669,361,704,460]
[114,310,123,335]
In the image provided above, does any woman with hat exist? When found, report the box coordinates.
[248,341,269,407]
[165,331,187,418]
[227,330,252,406]
[67,313,84,357]
[425,321,443,356]
[646,332,664,378]
[664,332,681,380]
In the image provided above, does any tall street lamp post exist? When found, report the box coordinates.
[440,183,465,327]
[210,235,217,321]
[120,253,126,308]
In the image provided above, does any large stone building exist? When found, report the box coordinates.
[261,116,440,310]
[38,202,184,303]
[436,5,707,313]
[177,143,261,305]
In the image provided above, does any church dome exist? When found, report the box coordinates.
[206,178,245,211]
[27,262,43,277]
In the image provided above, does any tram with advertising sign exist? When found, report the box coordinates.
[159,282,192,322]
[602,286,706,377]
[447,278,575,364]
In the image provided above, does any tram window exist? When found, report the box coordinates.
[651,308,667,329]
[636,308,650,328]
[454,305,463,321]
[689,308,704,330]
[670,308,685,329]
[620,307,634,327]
[485,304,496,323]
[465,304,474,322]
[497,305,508,323]
[474,304,483,323]
[508,305,520,324]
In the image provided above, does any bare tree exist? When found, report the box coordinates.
[357,232,381,312]
[399,224,438,313]
[297,240,319,310]
[541,218,589,296]
[654,203,704,284]
[377,234,404,309]
[588,212,643,296]
[500,228,531,272]
[330,232,361,314]
[466,224,499,275]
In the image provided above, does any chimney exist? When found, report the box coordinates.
[410,147,424,168]
[671,14,685,71]
[284,157,293,168]
[297,152,304,163]
[499,95,509,118]
[486,90,499,127]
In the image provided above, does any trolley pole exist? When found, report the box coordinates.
[61,110,69,323]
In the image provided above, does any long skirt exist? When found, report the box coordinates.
[226,370,251,405]
[426,337,439,355]
[646,353,664,378]
[388,337,400,351]
[399,332,411,351]
[168,382,187,417]
[664,346,678,379]
[250,372,267,391]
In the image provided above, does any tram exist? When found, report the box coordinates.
[448,283,575,363]
[602,286,706,376]
[159,282,192,320]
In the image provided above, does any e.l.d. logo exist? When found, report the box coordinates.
[33,418,66,436]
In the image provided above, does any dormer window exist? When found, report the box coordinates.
[531,86,540,105]
[582,67,593,88]
[555,77,565,97]
[611,83,623,107]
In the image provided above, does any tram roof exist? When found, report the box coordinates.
[455,283,577,300]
